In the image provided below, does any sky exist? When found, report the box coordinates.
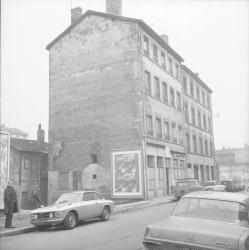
[1,0,249,150]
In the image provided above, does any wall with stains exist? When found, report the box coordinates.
[48,14,144,202]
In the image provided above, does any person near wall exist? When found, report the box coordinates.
[32,183,42,209]
[4,181,18,228]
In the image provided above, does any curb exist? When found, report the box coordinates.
[112,198,175,214]
[0,198,175,238]
[0,226,35,238]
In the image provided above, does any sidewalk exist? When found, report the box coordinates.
[0,196,174,238]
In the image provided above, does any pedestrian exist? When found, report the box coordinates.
[4,181,18,228]
[32,183,42,209]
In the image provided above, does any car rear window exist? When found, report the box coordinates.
[172,197,248,225]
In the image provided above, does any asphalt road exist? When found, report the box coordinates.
[1,202,176,250]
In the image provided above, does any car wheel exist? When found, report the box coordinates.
[101,206,110,221]
[36,225,48,231]
[64,211,77,229]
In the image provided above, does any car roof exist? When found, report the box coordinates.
[183,191,249,204]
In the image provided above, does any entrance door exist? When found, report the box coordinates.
[200,165,205,184]
[165,168,170,195]
[194,165,199,180]
[73,171,82,190]
[147,156,155,199]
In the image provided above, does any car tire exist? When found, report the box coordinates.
[101,206,110,221]
[36,225,48,231]
[64,211,78,230]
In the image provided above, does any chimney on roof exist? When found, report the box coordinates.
[71,7,82,24]
[160,34,169,44]
[106,0,122,16]
[37,124,45,144]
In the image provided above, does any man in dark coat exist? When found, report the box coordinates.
[4,181,18,228]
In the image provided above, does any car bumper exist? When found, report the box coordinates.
[31,217,64,226]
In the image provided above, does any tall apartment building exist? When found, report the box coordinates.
[46,0,216,203]
[181,65,216,184]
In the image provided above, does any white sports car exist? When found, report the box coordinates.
[30,191,114,230]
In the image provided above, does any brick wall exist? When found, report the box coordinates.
[48,15,144,202]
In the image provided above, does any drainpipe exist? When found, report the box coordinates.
[138,24,148,200]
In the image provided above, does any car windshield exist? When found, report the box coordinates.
[172,197,249,225]
[55,193,81,204]
[176,181,199,188]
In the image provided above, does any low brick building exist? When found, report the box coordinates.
[9,125,48,209]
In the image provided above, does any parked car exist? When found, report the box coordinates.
[30,191,114,230]
[221,180,235,192]
[204,180,216,186]
[143,191,249,250]
[204,184,226,192]
[174,178,204,199]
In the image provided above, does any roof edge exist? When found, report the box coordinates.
[46,10,142,50]
[46,10,184,63]
[182,64,212,93]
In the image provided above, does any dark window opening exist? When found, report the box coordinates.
[90,154,98,164]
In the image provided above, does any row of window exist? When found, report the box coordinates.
[143,35,180,80]
[182,73,211,109]
[146,114,183,144]
[185,132,213,157]
[191,164,215,183]
[184,103,212,133]
[147,155,186,183]
[145,71,181,111]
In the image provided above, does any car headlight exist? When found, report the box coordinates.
[34,214,38,219]
[49,212,54,218]
[144,227,151,237]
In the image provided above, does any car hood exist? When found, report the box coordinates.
[147,216,248,249]
[31,203,72,213]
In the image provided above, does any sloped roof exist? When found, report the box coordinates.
[1,125,28,137]
[46,10,184,62]
[10,138,49,153]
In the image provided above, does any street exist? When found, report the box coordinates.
[1,202,176,250]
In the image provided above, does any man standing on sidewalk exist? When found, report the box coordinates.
[4,181,18,228]
[32,183,42,209]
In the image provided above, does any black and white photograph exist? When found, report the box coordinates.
[0,0,249,249]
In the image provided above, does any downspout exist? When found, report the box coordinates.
[138,24,148,200]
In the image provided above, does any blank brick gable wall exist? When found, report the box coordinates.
[48,14,144,199]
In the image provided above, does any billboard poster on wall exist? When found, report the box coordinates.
[0,132,10,209]
[112,149,143,198]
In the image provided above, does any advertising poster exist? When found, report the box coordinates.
[0,132,10,209]
[112,149,142,197]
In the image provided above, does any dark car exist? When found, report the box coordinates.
[221,180,235,192]
[174,178,204,199]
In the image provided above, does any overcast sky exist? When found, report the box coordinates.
[1,0,249,149]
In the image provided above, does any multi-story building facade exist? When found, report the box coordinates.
[216,146,249,182]
[181,65,216,184]
[46,0,216,203]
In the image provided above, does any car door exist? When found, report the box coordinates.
[92,192,105,216]
[78,192,98,220]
